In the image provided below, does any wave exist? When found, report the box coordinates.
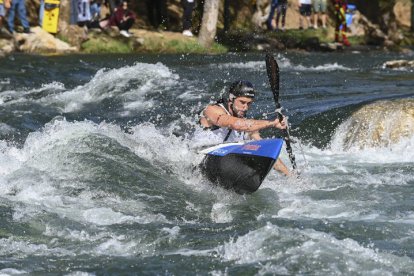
[0,119,194,227]
[54,62,179,113]
[293,62,352,72]
[214,56,352,72]
[0,62,182,115]
[217,222,414,274]
[0,118,229,226]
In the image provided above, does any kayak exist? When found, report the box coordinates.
[199,139,284,194]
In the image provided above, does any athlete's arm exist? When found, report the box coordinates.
[202,105,286,132]
[249,131,290,177]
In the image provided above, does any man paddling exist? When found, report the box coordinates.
[198,80,290,176]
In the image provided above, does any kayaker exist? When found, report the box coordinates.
[198,80,290,176]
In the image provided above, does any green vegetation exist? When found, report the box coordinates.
[56,34,70,45]
[271,28,334,44]
[138,36,226,54]
[79,31,227,54]
[347,35,366,46]
[81,35,134,54]
[400,30,414,46]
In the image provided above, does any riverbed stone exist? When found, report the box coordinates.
[341,99,414,149]
[0,39,15,57]
[383,60,414,68]
[15,27,77,54]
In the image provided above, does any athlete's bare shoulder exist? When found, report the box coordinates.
[202,104,232,127]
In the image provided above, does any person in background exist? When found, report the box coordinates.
[77,0,92,29]
[332,0,350,46]
[298,0,312,29]
[146,0,168,30]
[70,0,79,25]
[109,0,136,37]
[266,0,278,31]
[312,0,327,29]
[275,0,287,31]
[0,0,11,35]
[181,0,195,37]
[38,0,44,27]
[90,0,102,22]
[7,0,31,34]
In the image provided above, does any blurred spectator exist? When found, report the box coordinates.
[332,0,350,46]
[90,0,102,22]
[276,0,287,31]
[266,0,278,31]
[109,0,136,37]
[39,0,44,26]
[77,0,104,30]
[146,0,168,30]
[77,0,92,28]
[298,0,312,29]
[0,0,11,34]
[224,0,230,32]
[7,0,31,33]
[181,0,195,36]
[313,0,327,29]
[70,0,79,24]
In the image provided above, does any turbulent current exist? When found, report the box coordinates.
[0,52,413,275]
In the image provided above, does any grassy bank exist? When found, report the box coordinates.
[80,29,228,54]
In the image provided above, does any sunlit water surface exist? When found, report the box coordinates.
[0,51,413,275]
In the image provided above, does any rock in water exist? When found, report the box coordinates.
[383,60,414,69]
[332,99,414,150]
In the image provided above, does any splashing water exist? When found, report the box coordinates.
[0,52,413,274]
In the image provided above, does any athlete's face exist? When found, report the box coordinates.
[230,96,254,118]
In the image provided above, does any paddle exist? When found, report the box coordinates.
[265,53,297,170]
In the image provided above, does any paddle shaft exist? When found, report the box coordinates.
[265,54,297,170]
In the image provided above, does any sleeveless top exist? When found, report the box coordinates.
[193,103,249,147]
[77,0,92,22]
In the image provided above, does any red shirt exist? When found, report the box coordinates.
[109,6,137,26]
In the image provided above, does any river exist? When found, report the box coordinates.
[0,51,413,275]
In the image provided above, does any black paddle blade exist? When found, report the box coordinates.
[265,53,298,170]
[265,53,280,106]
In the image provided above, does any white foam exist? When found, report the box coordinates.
[0,268,28,275]
[0,62,179,115]
[293,62,352,72]
[94,236,140,256]
[214,55,291,71]
[64,272,95,276]
[165,248,213,257]
[0,82,66,106]
[216,61,265,70]
[0,119,175,228]
[214,57,351,72]
[54,62,179,113]
[211,203,233,223]
[0,123,16,135]
[82,207,167,225]
[161,226,181,241]
[218,223,414,273]
[0,237,73,257]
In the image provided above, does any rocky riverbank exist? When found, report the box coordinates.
[1,0,413,57]
[1,22,413,58]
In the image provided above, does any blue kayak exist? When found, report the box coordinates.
[199,139,284,194]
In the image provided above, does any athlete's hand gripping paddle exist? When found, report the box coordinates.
[265,53,297,170]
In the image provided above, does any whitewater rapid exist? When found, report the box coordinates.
[1,52,413,274]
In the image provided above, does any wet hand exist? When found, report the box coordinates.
[273,116,287,129]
